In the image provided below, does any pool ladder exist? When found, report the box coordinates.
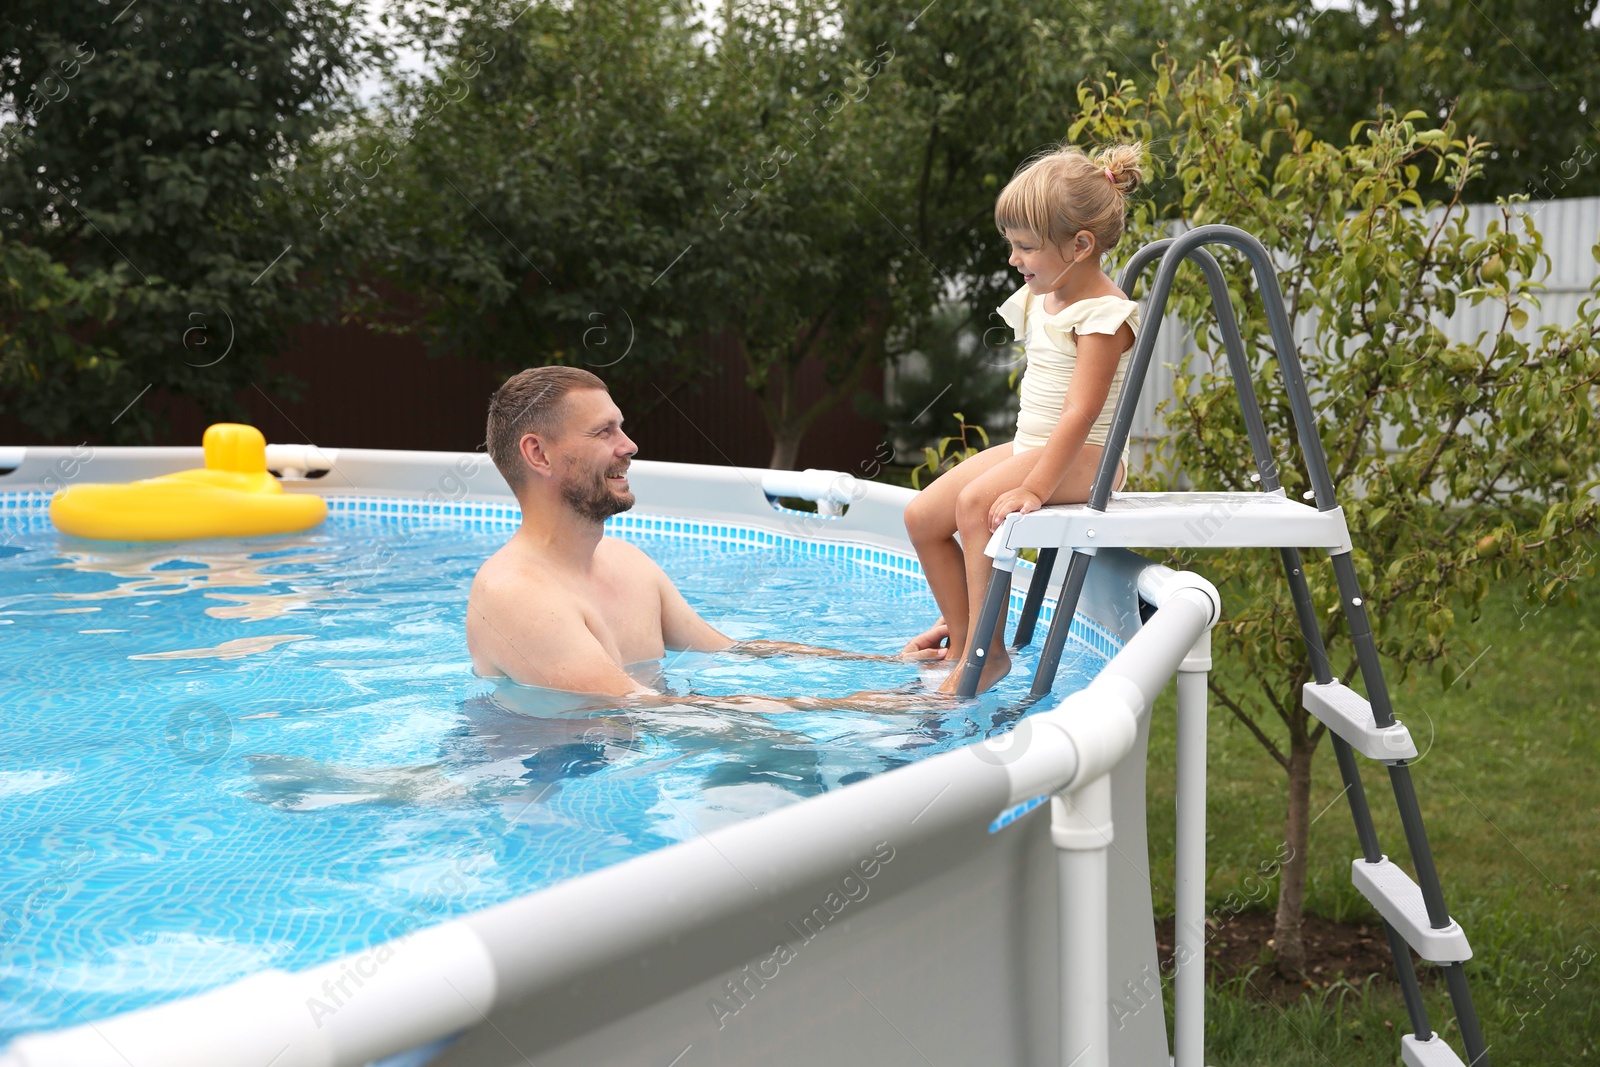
[958,225,1487,1067]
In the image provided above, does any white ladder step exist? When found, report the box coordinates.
[1304,680,1417,761]
[994,490,1353,553]
[1351,857,1473,963]
[1401,1033,1468,1066]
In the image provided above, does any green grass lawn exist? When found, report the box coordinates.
[1142,556,1600,1066]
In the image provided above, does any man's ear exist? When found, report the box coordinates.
[518,431,555,480]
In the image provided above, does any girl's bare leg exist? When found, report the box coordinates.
[938,446,1124,695]
[903,444,1017,659]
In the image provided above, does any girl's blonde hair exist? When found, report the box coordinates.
[994,142,1144,259]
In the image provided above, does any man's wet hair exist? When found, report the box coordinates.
[486,366,608,492]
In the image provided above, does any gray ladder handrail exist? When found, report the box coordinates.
[1009,240,1282,650]
[954,224,1488,1066]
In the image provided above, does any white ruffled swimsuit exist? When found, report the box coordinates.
[995,285,1141,461]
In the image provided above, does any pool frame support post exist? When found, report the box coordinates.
[1173,629,1211,1067]
[1053,775,1113,1067]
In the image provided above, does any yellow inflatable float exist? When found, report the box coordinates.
[49,423,327,542]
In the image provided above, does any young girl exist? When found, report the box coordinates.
[903,142,1144,694]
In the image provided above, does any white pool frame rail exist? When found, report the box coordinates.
[0,447,1219,1067]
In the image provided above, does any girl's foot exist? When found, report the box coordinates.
[935,647,1011,695]
[916,661,957,691]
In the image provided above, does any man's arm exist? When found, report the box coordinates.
[732,615,955,661]
[722,688,962,713]
[652,553,943,662]
[617,687,961,715]
[726,639,929,663]
[656,563,738,652]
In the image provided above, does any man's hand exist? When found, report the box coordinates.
[900,619,950,661]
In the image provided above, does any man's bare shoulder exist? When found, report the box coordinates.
[467,543,573,635]
[469,542,540,603]
[595,536,667,577]
[467,544,577,680]
[470,538,655,601]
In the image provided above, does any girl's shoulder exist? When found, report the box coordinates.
[995,286,1142,345]
[1040,292,1141,339]
[996,283,1031,341]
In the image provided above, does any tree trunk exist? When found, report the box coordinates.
[1273,712,1315,978]
[769,427,802,470]
[755,322,883,470]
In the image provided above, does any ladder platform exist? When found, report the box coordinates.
[993,490,1353,555]
[1402,1033,1468,1067]
[1351,857,1473,963]
[1304,680,1418,761]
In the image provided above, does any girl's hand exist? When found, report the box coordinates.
[988,488,1043,532]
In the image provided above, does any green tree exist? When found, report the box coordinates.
[703,0,921,468]
[332,0,923,468]
[322,0,727,431]
[0,0,368,442]
[330,0,1177,467]
[718,0,1174,466]
[1073,44,1600,975]
[1178,0,1600,200]
[865,301,1019,454]
[0,236,126,403]
[843,0,1174,326]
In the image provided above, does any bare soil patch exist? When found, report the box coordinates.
[1154,911,1424,1004]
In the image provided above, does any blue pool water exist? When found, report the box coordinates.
[0,500,1108,1041]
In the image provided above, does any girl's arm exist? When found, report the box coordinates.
[988,324,1133,531]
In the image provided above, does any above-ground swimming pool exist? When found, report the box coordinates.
[0,492,1107,1041]
[0,447,1209,1067]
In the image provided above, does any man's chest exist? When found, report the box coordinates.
[581,573,666,664]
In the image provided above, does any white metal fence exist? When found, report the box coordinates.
[1116,195,1600,457]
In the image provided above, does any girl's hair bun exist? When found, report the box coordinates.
[1093,143,1144,197]
[994,140,1147,257]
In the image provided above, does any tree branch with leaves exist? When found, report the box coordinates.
[1072,43,1600,975]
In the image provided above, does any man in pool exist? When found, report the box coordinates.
[466,366,948,701]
